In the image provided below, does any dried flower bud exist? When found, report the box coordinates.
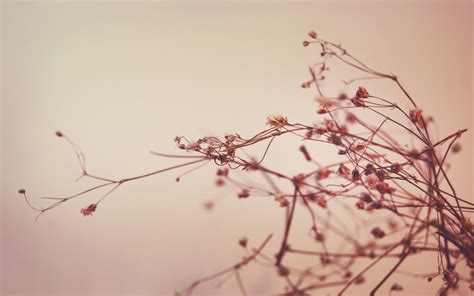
[409,107,423,123]
[338,163,351,178]
[362,193,373,203]
[376,169,386,181]
[351,97,365,107]
[390,163,401,173]
[80,204,97,216]
[174,136,182,145]
[352,169,361,181]
[452,143,462,153]
[301,81,312,88]
[18,189,26,194]
[365,163,375,175]
[445,271,459,286]
[375,181,394,195]
[266,115,288,128]
[365,173,379,188]
[308,30,317,39]
[277,266,290,277]
[369,201,382,210]
[390,283,403,291]
[356,86,369,99]
[315,232,325,242]
[320,255,331,265]
[316,169,331,181]
[203,201,214,210]
[338,93,348,100]
[215,179,225,187]
[238,237,248,248]
[388,219,398,230]
[316,196,327,209]
[237,189,250,199]
[371,227,385,239]
[356,200,365,209]
[216,168,229,177]
[346,113,357,124]
[353,143,366,152]
[303,41,310,47]
[185,142,201,151]
[299,145,312,161]
[450,250,461,259]
[354,275,365,285]
[307,193,317,202]
[55,130,63,137]
[328,134,342,146]
[317,105,328,114]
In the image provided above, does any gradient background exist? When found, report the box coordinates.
[1,1,472,295]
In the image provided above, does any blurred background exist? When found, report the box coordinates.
[1,1,472,295]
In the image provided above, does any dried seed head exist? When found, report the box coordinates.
[18,189,26,194]
[55,130,63,137]
[303,41,310,47]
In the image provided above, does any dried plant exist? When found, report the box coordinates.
[19,31,473,295]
